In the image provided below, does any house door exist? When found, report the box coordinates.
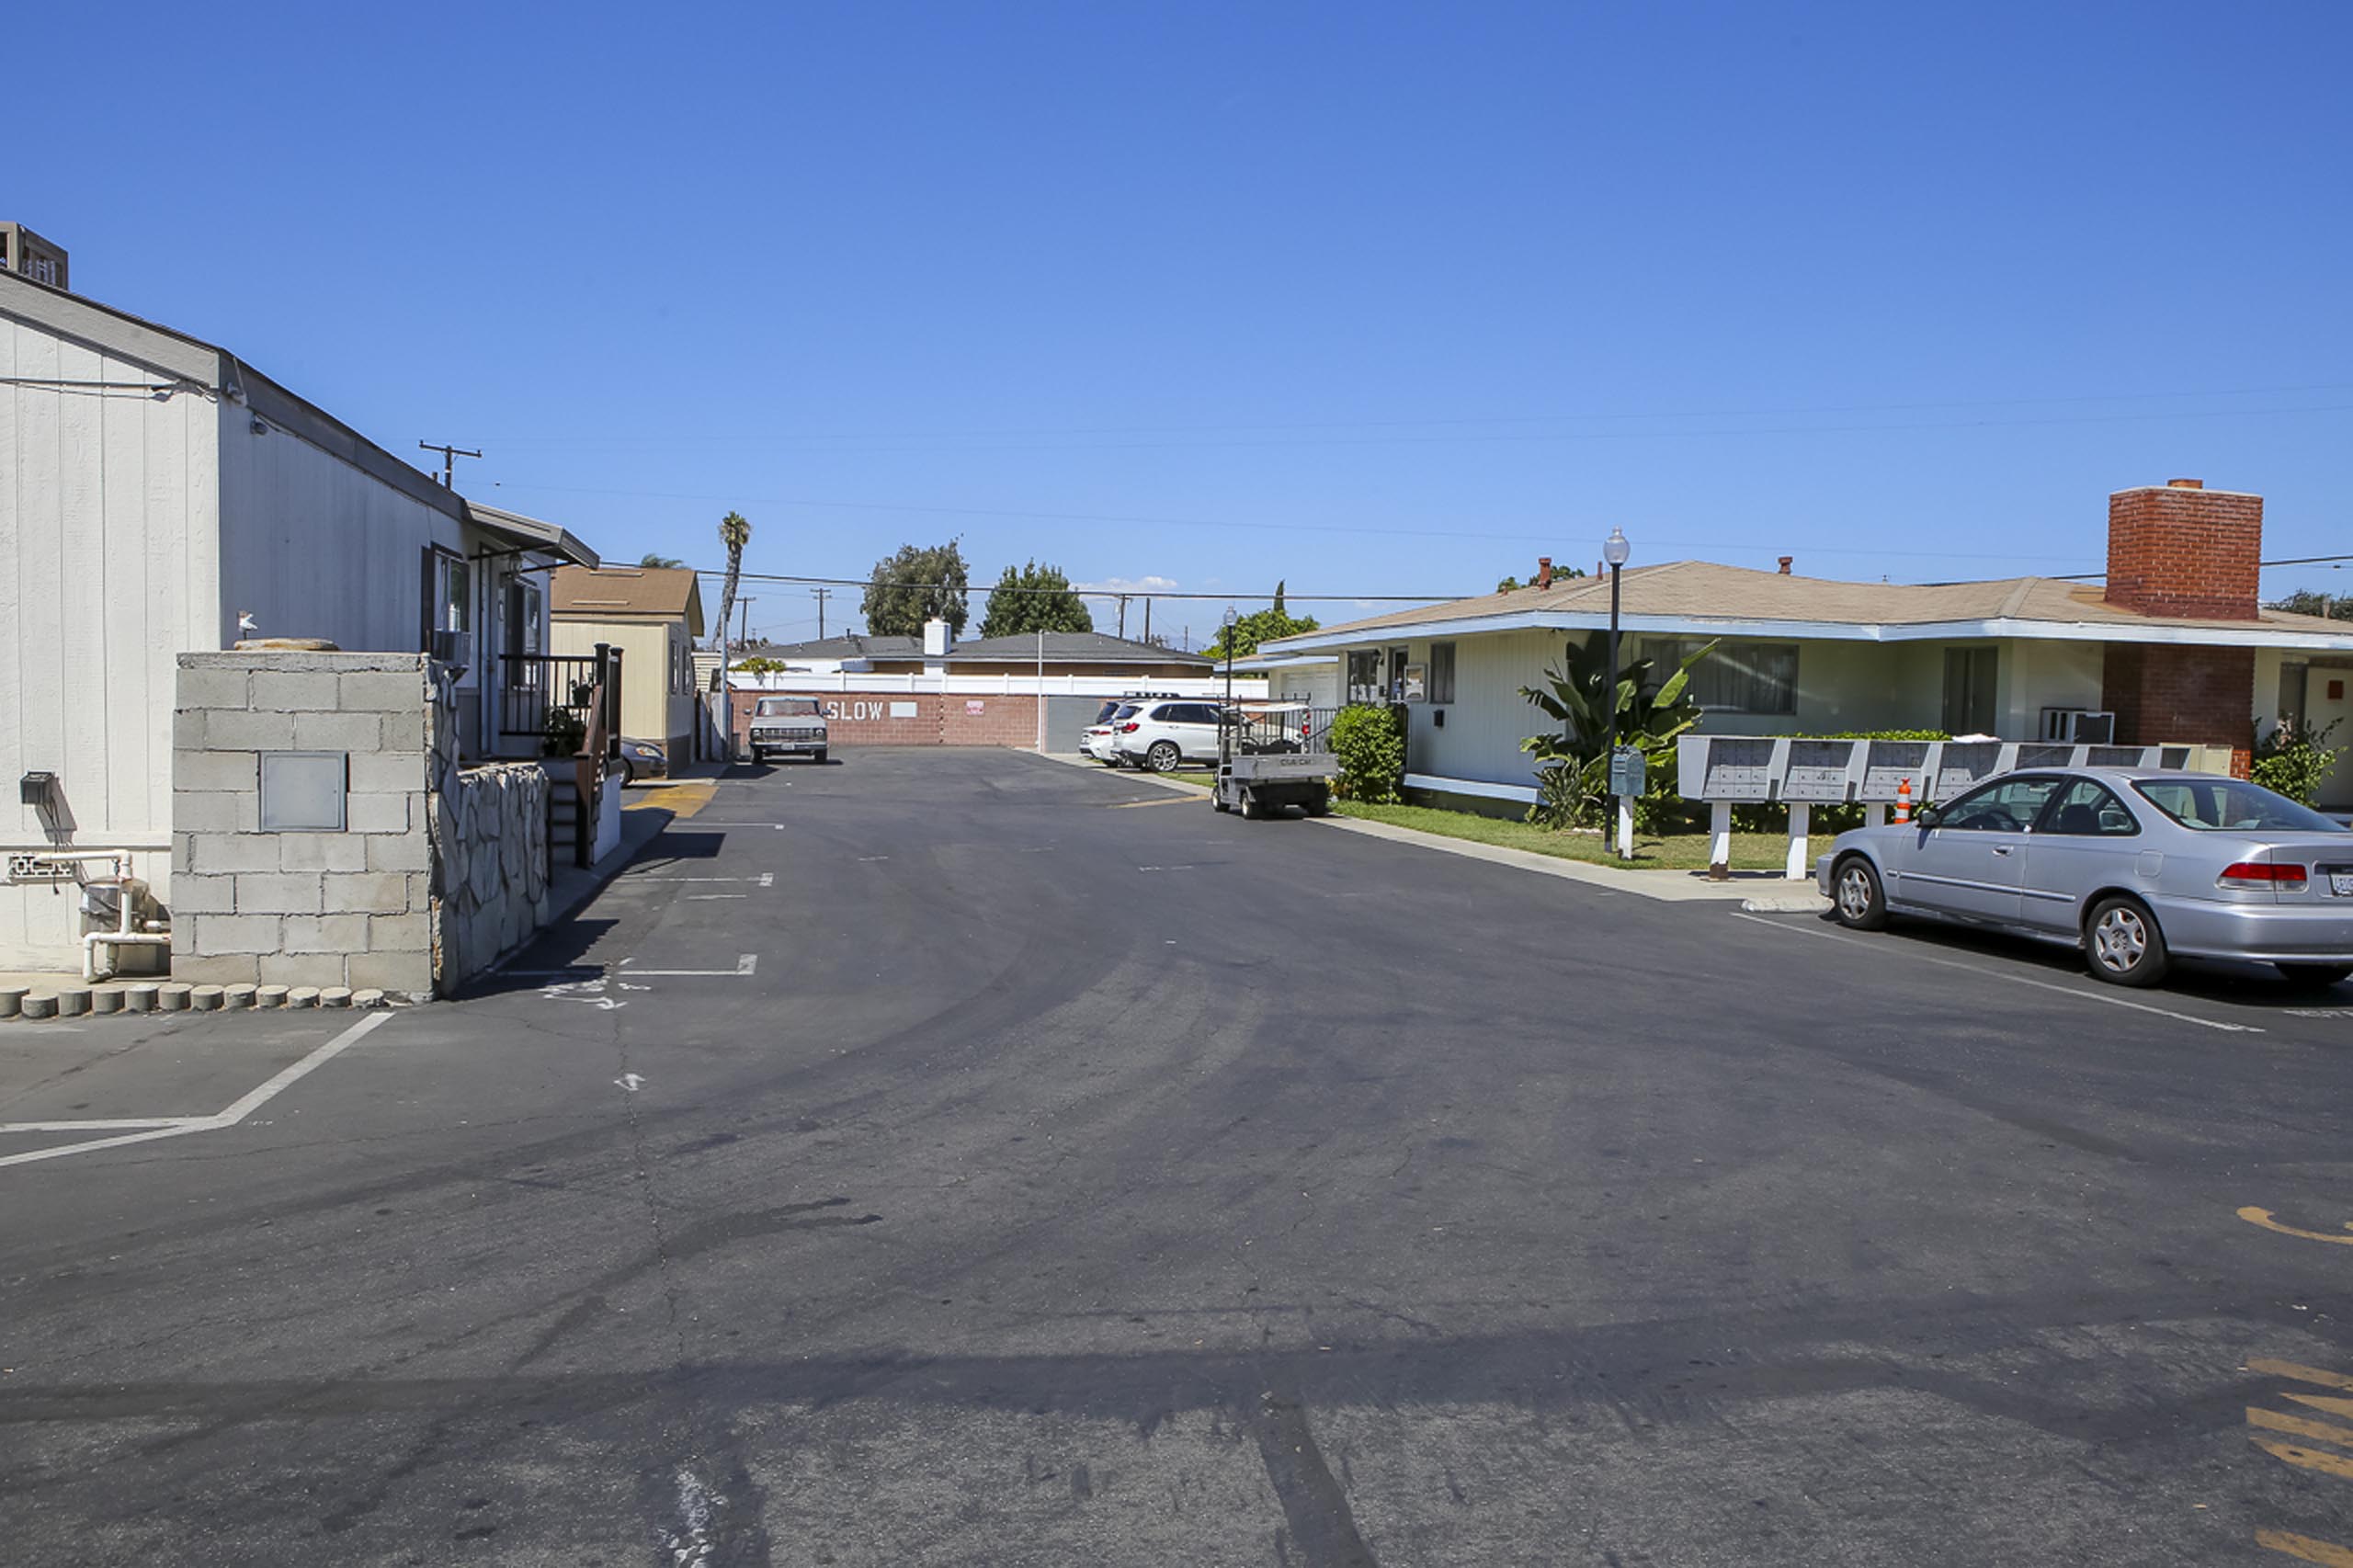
[2304,665,2353,811]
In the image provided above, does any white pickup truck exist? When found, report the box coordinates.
[746,696,830,764]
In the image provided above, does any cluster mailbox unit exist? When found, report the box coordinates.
[1675,736,2213,881]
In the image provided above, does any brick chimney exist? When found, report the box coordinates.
[1777,556,1793,575]
[1535,556,1553,590]
[2103,478,2262,620]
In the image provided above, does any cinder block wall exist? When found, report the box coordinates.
[170,653,438,996]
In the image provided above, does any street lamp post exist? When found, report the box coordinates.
[1602,528,1632,860]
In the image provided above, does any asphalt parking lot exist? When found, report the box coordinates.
[2,746,2348,1566]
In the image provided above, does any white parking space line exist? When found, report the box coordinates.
[623,873,774,886]
[0,1011,395,1171]
[617,954,758,977]
[0,1117,205,1134]
[1727,912,2262,1034]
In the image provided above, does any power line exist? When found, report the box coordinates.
[470,380,2353,449]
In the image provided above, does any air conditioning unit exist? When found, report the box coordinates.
[428,629,472,667]
[2040,708,2116,744]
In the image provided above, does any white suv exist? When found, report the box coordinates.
[1111,699,1230,772]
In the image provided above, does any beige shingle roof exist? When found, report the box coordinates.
[551,565,705,631]
[1267,561,2347,645]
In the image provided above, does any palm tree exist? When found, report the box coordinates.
[714,511,751,651]
[640,552,685,569]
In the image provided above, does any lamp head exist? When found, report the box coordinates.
[1603,528,1631,569]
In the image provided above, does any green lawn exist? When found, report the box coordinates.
[1332,800,1796,871]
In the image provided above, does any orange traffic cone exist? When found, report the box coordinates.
[1894,778,1913,824]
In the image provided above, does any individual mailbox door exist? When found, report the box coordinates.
[1935,742,2007,799]
[1859,740,1936,802]
[1780,739,1859,802]
[1699,737,1778,801]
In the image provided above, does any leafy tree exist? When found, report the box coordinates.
[712,512,751,651]
[1497,563,1587,594]
[640,553,686,569]
[977,560,1095,638]
[731,656,787,676]
[1202,586,1321,663]
[862,540,972,636]
[2268,590,2353,621]
[1518,634,1715,827]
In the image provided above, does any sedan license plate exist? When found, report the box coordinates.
[2332,871,2353,898]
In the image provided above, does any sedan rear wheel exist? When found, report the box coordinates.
[2086,895,2169,988]
[1831,857,1888,931]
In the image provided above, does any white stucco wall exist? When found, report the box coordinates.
[1,315,221,967]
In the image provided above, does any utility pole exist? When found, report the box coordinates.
[418,441,482,488]
[1116,594,1129,639]
[1142,597,1152,644]
[735,597,756,657]
[812,586,832,640]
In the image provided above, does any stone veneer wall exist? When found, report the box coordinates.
[171,652,438,995]
[434,763,551,988]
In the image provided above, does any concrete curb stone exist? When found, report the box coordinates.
[0,986,24,1019]
[157,983,193,1012]
[90,989,123,1015]
[21,993,58,1019]
[190,985,225,1012]
[124,984,159,1013]
[57,989,92,1017]
[320,986,353,1009]
[351,988,387,1009]
[224,984,256,1010]
[255,985,290,1008]
[287,986,321,1008]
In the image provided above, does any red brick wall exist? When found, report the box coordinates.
[730,690,1040,750]
[2104,480,2262,620]
[2101,643,2255,777]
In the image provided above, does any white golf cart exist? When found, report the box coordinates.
[1213,703,1336,820]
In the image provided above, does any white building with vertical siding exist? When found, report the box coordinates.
[0,268,597,970]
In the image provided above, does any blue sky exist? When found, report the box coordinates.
[18,2,2350,645]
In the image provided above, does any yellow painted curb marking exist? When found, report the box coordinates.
[1108,794,1203,809]
[2252,1437,2353,1482]
[2251,1359,2353,1393]
[2259,1528,2353,1568]
[2251,1406,2353,1449]
[2239,1207,2353,1246]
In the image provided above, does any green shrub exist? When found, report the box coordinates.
[1331,703,1405,803]
[2252,719,2343,805]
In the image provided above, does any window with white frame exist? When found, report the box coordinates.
[1642,636,1796,715]
[1346,649,1384,703]
[435,552,471,634]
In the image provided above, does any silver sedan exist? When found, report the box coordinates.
[1816,767,2353,989]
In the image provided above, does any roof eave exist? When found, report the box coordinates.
[1260,610,2353,654]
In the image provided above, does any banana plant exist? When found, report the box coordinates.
[1518,635,1716,826]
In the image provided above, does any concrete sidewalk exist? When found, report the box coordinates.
[1029,747,1828,907]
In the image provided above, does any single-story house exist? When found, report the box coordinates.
[1,266,599,970]
[734,632,926,675]
[940,631,1213,678]
[741,627,1211,680]
[550,565,707,757]
[1258,479,2353,811]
